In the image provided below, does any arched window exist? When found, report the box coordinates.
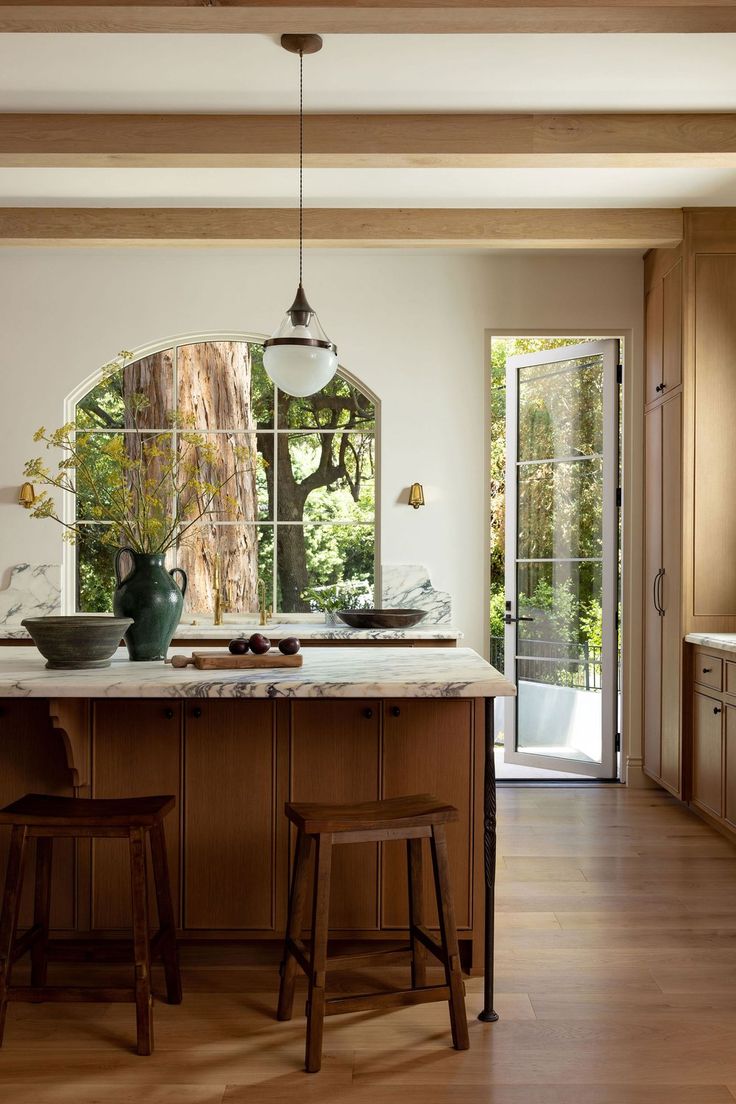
[71,337,377,617]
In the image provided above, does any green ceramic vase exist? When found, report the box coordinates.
[112,548,187,661]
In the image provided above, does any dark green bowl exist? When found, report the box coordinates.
[22,616,133,669]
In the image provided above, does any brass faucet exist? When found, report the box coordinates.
[212,552,224,626]
[258,577,272,626]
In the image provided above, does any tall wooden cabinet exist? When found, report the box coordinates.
[643,212,736,802]
[643,250,684,797]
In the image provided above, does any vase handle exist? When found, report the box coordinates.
[114,546,136,586]
[169,567,188,598]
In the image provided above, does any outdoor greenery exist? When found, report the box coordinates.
[490,336,604,688]
[62,341,375,613]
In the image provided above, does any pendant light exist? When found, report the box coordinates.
[263,34,338,398]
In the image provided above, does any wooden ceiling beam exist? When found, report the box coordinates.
[2,113,736,169]
[0,2,735,34]
[0,207,684,248]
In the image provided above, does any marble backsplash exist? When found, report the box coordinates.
[0,564,62,633]
[381,564,452,624]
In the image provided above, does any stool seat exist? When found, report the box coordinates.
[0,793,175,827]
[285,793,457,835]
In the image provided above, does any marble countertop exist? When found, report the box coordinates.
[686,633,736,655]
[0,645,515,700]
[0,619,462,642]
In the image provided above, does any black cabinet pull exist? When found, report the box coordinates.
[363,708,373,719]
[390,706,401,717]
[714,706,722,715]
[655,382,668,393]
[164,708,174,720]
[192,707,202,719]
[703,667,713,674]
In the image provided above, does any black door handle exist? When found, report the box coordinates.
[390,706,401,717]
[192,707,202,719]
[363,708,373,719]
[164,708,174,720]
[504,614,534,624]
[714,706,722,715]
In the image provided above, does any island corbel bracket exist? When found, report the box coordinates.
[478,696,499,1023]
[48,698,91,790]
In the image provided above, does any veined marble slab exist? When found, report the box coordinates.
[0,646,515,700]
[381,565,452,624]
[171,620,462,641]
[0,564,61,634]
[686,633,736,656]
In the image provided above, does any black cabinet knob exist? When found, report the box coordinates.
[164,708,174,720]
[703,667,713,674]
[192,707,202,719]
[714,706,722,715]
[363,708,373,719]
[390,706,401,717]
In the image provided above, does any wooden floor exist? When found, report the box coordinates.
[3,784,736,1102]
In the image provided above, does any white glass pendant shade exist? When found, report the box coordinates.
[263,284,338,397]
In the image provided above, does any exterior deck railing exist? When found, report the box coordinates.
[490,635,602,692]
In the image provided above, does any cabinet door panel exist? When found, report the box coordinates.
[645,280,664,405]
[662,260,682,393]
[643,405,663,780]
[381,700,473,931]
[692,691,723,818]
[725,706,736,829]
[185,700,275,930]
[660,394,682,793]
[0,701,75,929]
[92,701,181,929]
[694,254,736,615]
[291,701,380,930]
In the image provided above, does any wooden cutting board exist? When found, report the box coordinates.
[167,649,303,670]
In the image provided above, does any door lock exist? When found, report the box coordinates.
[504,614,534,624]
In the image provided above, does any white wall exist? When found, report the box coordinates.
[0,247,643,660]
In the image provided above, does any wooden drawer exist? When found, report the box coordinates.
[694,651,723,691]
[725,662,736,697]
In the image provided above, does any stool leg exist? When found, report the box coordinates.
[149,822,182,1005]
[30,837,53,989]
[429,824,470,1051]
[277,829,312,1022]
[129,827,153,1056]
[305,833,333,1074]
[407,837,428,989]
[0,825,28,1046]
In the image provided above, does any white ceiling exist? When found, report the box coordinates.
[0,34,735,113]
[4,166,736,208]
[1,33,736,211]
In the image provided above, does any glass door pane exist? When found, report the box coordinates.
[504,340,618,777]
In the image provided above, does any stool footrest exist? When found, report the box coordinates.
[10,986,137,1003]
[325,983,452,1017]
[327,945,412,971]
[412,924,447,965]
[11,924,43,963]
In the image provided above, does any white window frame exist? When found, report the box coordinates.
[62,331,381,617]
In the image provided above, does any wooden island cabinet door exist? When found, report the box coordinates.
[92,700,181,929]
[290,700,380,931]
[381,700,474,931]
[0,701,76,929]
[184,700,276,930]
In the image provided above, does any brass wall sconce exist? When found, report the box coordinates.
[18,482,36,509]
[408,483,425,509]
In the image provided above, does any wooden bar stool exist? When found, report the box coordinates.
[0,793,182,1056]
[277,793,470,1073]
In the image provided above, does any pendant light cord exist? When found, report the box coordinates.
[299,48,304,290]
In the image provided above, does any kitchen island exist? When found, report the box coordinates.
[0,645,514,1016]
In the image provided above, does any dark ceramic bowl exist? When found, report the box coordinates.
[22,616,133,669]
[336,608,428,630]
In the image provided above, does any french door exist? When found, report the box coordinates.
[503,339,619,778]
